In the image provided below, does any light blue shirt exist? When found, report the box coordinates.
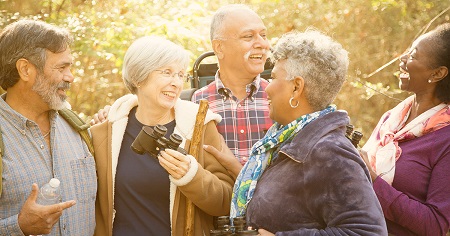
[0,93,96,236]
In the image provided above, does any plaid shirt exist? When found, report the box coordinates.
[192,73,273,165]
[0,94,96,236]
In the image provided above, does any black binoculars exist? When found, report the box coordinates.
[210,216,258,236]
[345,124,363,148]
[131,124,187,158]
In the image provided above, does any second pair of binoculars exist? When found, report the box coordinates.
[131,124,187,158]
[345,124,363,148]
[210,216,258,236]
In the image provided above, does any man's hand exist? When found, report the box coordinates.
[203,135,242,179]
[18,184,76,235]
[89,105,111,126]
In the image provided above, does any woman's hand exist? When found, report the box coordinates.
[203,135,242,179]
[359,149,378,182]
[258,228,275,236]
[158,149,191,179]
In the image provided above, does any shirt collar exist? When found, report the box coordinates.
[214,71,261,101]
[0,93,59,130]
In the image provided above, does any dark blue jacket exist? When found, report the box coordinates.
[246,111,388,235]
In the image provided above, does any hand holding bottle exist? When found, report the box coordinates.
[37,178,61,205]
[18,183,76,235]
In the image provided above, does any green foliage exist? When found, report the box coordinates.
[1,0,449,143]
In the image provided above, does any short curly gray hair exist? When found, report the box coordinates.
[271,30,349,111]
[122,36,189,94]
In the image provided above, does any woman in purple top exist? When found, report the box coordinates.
[362,23,450,235]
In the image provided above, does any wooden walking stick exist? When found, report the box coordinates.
[184,99,209,236]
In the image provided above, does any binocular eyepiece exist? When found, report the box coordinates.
[131,124,187,158]
[210,216,258,236]
[345,124,363,148]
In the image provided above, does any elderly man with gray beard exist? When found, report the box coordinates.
[0,19,96,236]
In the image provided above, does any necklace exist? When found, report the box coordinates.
[42,130,50,138]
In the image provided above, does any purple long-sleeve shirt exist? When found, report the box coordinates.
[373,124,450,235]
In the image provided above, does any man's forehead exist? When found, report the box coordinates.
[224,16,266,34]
[224,9,264,25]
[45,48,73,64]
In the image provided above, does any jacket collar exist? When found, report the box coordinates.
[108,94,222,139]
[281,110,349,163]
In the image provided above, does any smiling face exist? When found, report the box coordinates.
[137,63,185,112]
[217,9,270,79]
[265,60,297,125]
[32,48,74,110]
[398,33,438,94]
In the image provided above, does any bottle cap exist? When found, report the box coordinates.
[49,178,60,188]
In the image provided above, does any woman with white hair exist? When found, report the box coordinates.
[91,36,234,236]
[206,30,387,235]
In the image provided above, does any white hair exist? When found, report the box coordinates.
[122,36,189,93]
[210,4,256,41]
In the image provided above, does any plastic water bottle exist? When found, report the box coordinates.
[37,178,61,205]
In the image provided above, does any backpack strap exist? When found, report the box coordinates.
[0,109,93,197]
[58,108,94,156]
[0,126,3,197]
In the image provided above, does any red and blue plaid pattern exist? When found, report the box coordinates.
[192,73,273,165]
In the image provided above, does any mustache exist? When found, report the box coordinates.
[58,82,71,90]
[244,49,268,58]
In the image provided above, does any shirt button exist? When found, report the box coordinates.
[243,156,247,161]
[21,130,26,135]
[238,104,242,107]
[240,129,244,134]
[40,144,44,149]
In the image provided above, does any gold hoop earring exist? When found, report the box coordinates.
[289,97,299,108]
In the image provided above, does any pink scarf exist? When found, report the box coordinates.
[362,95,450,185]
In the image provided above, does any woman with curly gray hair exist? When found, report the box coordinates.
[206,30,387,235]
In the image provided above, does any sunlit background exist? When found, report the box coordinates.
[1,0,449,144]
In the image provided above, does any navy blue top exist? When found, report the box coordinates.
[113,107,175,236]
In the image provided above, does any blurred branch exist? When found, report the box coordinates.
[48,0,52,15]
[364,5,450,81]
[413,5,450,40]
[364,57,398,80]
[56,0,67,15]
[352,77,402,102]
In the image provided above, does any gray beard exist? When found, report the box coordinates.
[32,74,70,110]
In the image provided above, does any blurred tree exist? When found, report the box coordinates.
[0,0,448,143]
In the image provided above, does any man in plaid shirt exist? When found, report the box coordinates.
[192,4,273,167]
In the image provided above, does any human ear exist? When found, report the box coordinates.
[16,59,34,81]
[292,76,305,97]
[431,66,448,82]
[212,39,224,60]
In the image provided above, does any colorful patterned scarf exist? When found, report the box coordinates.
[230,105,337,219]
[362,95,450,185]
